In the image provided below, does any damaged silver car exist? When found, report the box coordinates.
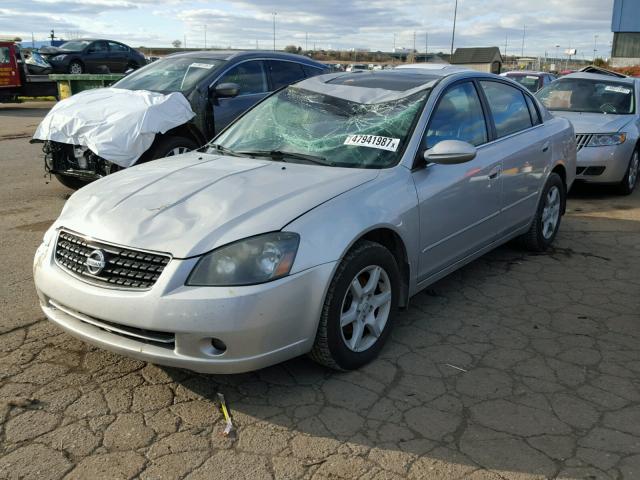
[34,69,575,373]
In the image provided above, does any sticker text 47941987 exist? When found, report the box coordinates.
[344,135,400,152]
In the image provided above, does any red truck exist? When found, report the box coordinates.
[0,41,57,102]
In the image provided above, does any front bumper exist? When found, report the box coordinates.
[575,142,634,184]
[34,239,335,374]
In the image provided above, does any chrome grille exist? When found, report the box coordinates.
[54,230,171,289]
[575,134,593,152]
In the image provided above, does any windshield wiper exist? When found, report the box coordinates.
[206,143,245,157]
[237,150,332,166]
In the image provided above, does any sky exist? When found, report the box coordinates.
[2,0,616,59]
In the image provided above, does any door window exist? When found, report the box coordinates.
[425,82,488,148]
[480,81,533,138]
[217,61,268,95]
[302,65,324,78]
[90,41,109,52]
[269,60,306,89]
[0,47,9,64]
[108,42,128,52]
[525,95,542,125]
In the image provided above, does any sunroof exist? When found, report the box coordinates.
[327,71,439,91]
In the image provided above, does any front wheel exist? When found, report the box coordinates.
[68,61,83,74]
[519,172,565,252]
[148,136,198,160]
[309,240,400,370]
[617,149,639,196]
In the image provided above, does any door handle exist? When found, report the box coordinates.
[488,166,501,179]
[542,142,550,152]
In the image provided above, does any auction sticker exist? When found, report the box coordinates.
[344,135,400,152]
[190,63,215,69]
[605,85,631,94]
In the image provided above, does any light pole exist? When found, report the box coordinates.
[450,0,458,57]
[521,24,525,57]
[272,12,277,51]
[593,34,599,61]
[204,25,207,49]
[425,32,428,62]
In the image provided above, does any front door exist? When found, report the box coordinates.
[213,60,269,133]
[84,41,110,72]
[107,42,129,72]
[0,43,20,89]
[412,81,502,282]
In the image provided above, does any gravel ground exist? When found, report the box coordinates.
[1,102,640,480]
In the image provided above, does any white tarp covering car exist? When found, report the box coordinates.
[33,87,195,167]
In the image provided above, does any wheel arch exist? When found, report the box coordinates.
[135,124,205,164]
[551,163,567,214]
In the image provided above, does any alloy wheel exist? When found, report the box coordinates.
[541,185,561,239]
[629,151,639,191]
[340,265,392,353]
[69,63,82,74]
[166,147,190,156]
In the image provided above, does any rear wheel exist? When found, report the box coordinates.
[148,136,198,160]
[54,174,90,190]
[68,61,83,74]
[309,240,400,370]
[519,172,565,252]
[617,149,639,196]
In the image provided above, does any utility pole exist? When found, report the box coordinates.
[450,0,458,57]
[183,34,186,48]
[521,25,525,57]
[204,25,207,49]
[413,30,416,57]
[50,29,55,46]
[593,34,598,61]
[272,12,277,51]
[32,32,35,48]
[305,32,308,52]
[425,32,428,62]
[504,33,508,68]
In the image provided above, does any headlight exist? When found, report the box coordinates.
[587,133,626,147]
[186,232,299,286]
[51,54,67,61]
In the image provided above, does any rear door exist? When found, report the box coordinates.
[212,60,269,133]
[0,43,21,89]
[107,42,129,72]
[478,80,551,236]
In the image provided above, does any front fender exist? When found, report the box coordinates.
[285,166,420,290]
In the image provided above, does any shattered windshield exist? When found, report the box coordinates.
[59,41,90,51]
[536,78,635,114]
[115,57,225,93]
[210,86,429,168]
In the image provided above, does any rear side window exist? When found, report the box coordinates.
[0,47,10,64]
[425,82,488,148]
[108,42,129,52]
[269,60,306,89]
[218,60,268,95]
[302,65,325,78]
[480,81,533,138]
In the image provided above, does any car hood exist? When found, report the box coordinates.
[55,152,378,258]
[549,111,634,134]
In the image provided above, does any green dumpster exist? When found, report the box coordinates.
[49,74,125,99]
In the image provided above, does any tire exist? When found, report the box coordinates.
[519,172,565,252]
[309,240,400,371]
[68,61,83,74]
[147,136,198,160]
[617,148,639,196]
[54,174,90,190]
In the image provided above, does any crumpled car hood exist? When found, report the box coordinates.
[56,152,378,258]
[550,111,634,134]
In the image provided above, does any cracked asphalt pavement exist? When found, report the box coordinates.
[1,103,640,479]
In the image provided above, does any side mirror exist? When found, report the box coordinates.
[213,82,240,98]
[424,140,477,165]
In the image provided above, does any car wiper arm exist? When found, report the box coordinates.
[206,143,245,157]
[237,150,332,166]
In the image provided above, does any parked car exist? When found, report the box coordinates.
[346,63,368,72]
[34,68,575,373]
[39,50,329,189]
[501,71,556,93]
[536,71,639,194]
[39,39,146,74]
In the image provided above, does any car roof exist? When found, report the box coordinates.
[501,71,547,76]
[560,71,638,85]
[166,50,327,68]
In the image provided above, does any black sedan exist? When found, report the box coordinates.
[40,39,146,74]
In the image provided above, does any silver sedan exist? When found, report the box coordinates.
[536,71,640,195]
[34,68,576,373]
